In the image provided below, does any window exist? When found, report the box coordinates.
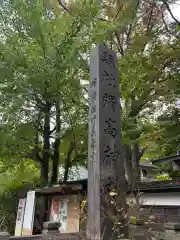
[142,169,147,177]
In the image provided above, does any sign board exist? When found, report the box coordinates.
[59,200,68,233]
[22,191,36,236]
[50,199,60,221]
[50,198,68,232]
[14,198,26,236]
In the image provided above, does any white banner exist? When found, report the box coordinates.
[59,200,67,233]
[22,191,36,236]
[15,198,26,236]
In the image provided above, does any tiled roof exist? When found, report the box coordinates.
[153,155,180,165]
[127,180,180,193]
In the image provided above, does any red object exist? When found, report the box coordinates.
[52,200,59,215]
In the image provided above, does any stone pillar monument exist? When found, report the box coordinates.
[87,45,127,240]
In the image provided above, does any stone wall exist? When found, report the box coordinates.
[10,234,85,240]
[0,233,85,240]
[129,222,180,240]
[10,236,41,240]
[0,222,85,240]
[2,222,180,240]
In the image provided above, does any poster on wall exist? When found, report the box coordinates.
[50,199,68,233]
[14,198,26,236]
[22,191,36,236]
[59,200,68,233]
[50,199,60,221]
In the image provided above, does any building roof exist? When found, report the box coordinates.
[35,178,180,196]
[35,155,180,196]
[35,179,87,197]
[128,180,180,193]
[140,162,159,169]
[153,154,180,165]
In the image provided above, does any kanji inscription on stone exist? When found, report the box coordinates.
[87,45,126,240]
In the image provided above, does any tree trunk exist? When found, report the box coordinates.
[41,101,51,184]
[124,142,142,187]
[51,99,61,183]
[63,142,74,182]
[124,145,133,185]
[40,162,48,184]
[132,142,141,187]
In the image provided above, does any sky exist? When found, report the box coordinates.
[171,2,180,21]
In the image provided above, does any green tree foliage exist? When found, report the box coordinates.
[0,0,96,184]
[0,0,179,232]
[140,105,180,160]
[0,0,179,189]
[0,158,39,234]
[153,106,180,157]
[91,0,180,184]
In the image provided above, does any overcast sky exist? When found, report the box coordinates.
[171,2,180,20]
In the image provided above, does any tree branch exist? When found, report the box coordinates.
[59,92,76,154]
[50,126,56,134]
[33,91,44,109]
[83,86,88,93]
[63,141,74,182]
[114,32,124,56]
[57,0,72,15]
[146,4,154,34]
[24,148,43,163]
[162,0,180,25]
[126,0,140,48]
[161,6,179,39]
[70,153,87,164]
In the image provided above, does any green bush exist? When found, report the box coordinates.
[156,173,172,181]
[0,181,37,234]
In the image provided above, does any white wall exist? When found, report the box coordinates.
[127,192,180,206]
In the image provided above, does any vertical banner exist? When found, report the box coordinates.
[15,198,26,236]
[22,191,36,236]
[50,199,60,221]
[49,198,68,232]
[59,200,68,233]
